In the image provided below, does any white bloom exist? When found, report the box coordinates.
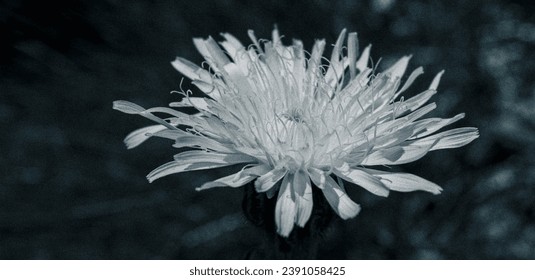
[114,28,479,237]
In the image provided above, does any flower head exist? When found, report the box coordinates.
[114,28,479,237]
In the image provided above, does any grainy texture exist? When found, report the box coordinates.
[1,0,534,259]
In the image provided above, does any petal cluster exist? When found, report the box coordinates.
[114,28,479,237]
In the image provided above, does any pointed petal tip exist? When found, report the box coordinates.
[386,55,413,79]
[429,69,446,90]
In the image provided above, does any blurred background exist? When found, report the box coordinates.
[1,0,534,259]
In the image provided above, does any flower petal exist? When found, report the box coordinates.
[322,175,361,220]
[147,161,227,183]
[172,135,235,153]
[173,150,254,164]
[196,164,270,191]
[219,32,244,59]
[429,70,445,90]
[394,89,437,117]
[293,170,313,227]
[411,113,465,139]
[171,57,203,80]
[204,36,231,69]
[146,151,255,182]
[366,169,443,194]
[196,171,255,191]
[237,163,272,178]
[373,124,415,149]
[275,173,297,237]
[325,29,347,87]
[123,124,167,149]
[393,66,424,99]
[362,140,436,165]
[307,167,326,189]
[255,168,287,193]
[305,39,326,96]
[150,129,190,140]
[112,100,146,114]
[385,55,412,79]
[169,97,210,111]
[112,100,187,129]
[427,127,480,151]
[356,44,371,72]
[334,168,389,197]
[347,32,358,79]
[191,80,221,98]
[193,37,230,72]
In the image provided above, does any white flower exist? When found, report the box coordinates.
[114,28,479,237]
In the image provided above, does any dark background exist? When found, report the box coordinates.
[1,0,534,259]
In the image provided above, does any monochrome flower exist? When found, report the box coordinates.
[113,28,479,237]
